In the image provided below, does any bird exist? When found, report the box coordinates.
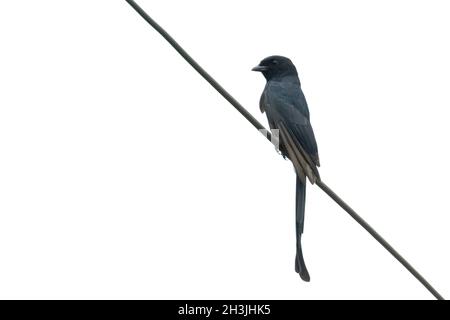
[252,56,320,282]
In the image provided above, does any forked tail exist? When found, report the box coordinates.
[295,175,310,281]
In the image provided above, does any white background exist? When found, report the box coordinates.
[0,0,449,300]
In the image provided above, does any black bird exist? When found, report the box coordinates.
[252,56,320,281]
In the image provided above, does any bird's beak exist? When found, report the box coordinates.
[252,65,268,72]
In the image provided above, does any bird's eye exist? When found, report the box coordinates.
[272,59,278,64]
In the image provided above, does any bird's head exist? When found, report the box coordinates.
[252,55,298,80]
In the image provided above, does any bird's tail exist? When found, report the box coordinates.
[295,175,310,282]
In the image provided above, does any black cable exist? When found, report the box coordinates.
[124,0,270,141]
[125,0,444,300]
[317,180,444,300]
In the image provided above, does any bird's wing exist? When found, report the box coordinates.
[259,89,266,113]
[278,121,319,183]
[263,82,320,182]
[290,121,320,167]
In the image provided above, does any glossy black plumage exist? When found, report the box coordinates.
[253,56,320,281]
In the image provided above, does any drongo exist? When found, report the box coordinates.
[253,56,320,281]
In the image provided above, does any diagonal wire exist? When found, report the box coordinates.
[125,0,444,300]
[316,181,444,300]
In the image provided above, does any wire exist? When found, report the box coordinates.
[125,0,444,300]
[317,180,444,300]
[124,0,270,141]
